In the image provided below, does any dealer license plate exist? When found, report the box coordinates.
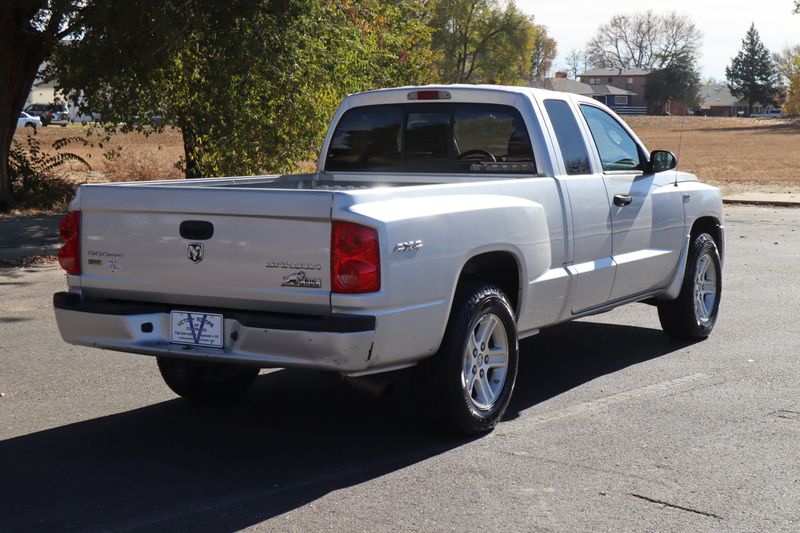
[170,311,224,348]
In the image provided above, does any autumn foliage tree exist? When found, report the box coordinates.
[530,26,557,80]
[783,54,800,115]
[430,0,539,84]
[52,0,435,180]
[1,0,434,207]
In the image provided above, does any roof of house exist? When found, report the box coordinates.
[530,77,595,95]
[697,84,739,108]
[579,68,652,77]
[591,84,636,96]
[528,78,636,97]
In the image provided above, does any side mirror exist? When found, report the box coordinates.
[648,150,677,173]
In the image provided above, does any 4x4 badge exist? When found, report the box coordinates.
[187,243,204,263]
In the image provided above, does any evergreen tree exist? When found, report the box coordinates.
[725,23,780,116]
[645,55,701,114]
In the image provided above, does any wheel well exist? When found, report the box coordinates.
[691,216,723,259]
[458,252,520,316]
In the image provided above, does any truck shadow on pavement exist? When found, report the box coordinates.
[0,319,691,531]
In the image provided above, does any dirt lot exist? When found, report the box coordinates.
[12,115,800,198]
[625,115,800,196]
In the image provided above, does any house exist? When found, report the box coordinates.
[694,84,780,117]
[579,68,651,109]
[26,78,58,106]
[529,72,641,115]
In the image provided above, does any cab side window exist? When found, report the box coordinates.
[543,100,591,175]
[579,105,642,172]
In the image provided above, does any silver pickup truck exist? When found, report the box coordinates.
[54,85,724,434]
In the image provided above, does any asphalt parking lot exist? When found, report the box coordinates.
[1,204,798,532]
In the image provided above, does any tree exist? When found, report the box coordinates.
[773,45,800,85]
[530,25,556,80]
[0,1,91,209]
[645,54,701,114]
[48,1,434,181]
[564,48,590,79]
[430,0,538,84]
[725,23,781,116]
[586,11,702,70]
[783,53,800,115]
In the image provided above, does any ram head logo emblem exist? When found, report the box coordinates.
[187,243,204,263]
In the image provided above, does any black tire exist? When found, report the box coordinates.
[24,122,35,129]
[157,357,259,403]
[426,283,519,435]
[657,232,722,340]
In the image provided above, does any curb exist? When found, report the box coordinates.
[0,244,60,260]
[722,198,800,207]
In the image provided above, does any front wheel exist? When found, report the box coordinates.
[657,232,722,339]
[426,283,519,435]
[157,357,260,403]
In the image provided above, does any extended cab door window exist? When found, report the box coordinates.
[579,105,642,172]
[542,99,591,175]
[325,103,535,174]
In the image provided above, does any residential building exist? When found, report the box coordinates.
[695,84,780,116]
[579,68,651,108]
[529,72,640,115]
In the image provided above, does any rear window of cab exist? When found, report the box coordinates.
[325,103,536,174]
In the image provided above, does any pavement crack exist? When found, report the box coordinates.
[628,493,723,520]
[770,409,800,420]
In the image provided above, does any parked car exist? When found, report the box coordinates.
[24,103,70,126]
[17,112,42,129]
[53,85,724,435]
[750,107,783,118]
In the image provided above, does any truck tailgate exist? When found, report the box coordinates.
[77,185,333,314]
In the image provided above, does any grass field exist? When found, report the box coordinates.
[625,116,800,196]
[12,115,800,199]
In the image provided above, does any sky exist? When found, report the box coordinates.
[517,0,800,80]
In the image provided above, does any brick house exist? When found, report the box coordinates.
[579,68,651,108]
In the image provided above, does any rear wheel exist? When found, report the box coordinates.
[157,357,259,403]
[426,283,519,435]
[657,232,722,340]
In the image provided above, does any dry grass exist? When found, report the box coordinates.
[7,116,800,216]
[5,125,184,215]
[624,115,800,195]
[104,145,182,182]
[13,124,184,183]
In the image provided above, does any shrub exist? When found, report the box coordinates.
[8,134,90,211]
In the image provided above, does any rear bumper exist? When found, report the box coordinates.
[53,292,376,372]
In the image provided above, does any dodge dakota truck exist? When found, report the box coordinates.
[54,85,724,434]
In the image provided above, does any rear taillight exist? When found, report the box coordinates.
[58,211,80,275]
[331,221,380,293]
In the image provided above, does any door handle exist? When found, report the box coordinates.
[613,194,632,207]
[180,220,214,240]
